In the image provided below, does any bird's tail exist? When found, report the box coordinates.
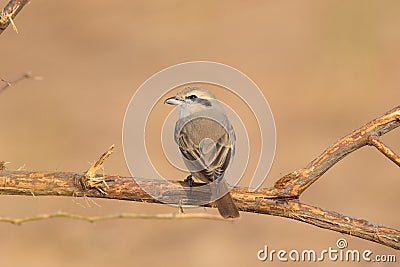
[195,172,240,218]
[215,190,240,219]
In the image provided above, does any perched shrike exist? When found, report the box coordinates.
[164,87,240,218]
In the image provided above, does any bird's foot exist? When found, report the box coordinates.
[183,175,194,187]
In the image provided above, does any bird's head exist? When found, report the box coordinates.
[164,87,218,116]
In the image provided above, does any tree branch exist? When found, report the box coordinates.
[0,0,29,35]
[0,170,399,249]
[0,105,399,250]
[274,105,400,195]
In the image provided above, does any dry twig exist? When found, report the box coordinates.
[0,211,225,224]
[0,161,10,171]
[0,105,399,250]
[0,0,29,35]
[80,144,114,194]
[0,72,42,94]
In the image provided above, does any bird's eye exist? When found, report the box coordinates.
[188,95,197,100]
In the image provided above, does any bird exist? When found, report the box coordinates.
[164,86,240,218]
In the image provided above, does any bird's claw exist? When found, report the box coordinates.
[184,175,194,187]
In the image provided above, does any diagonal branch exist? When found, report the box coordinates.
[0,0,29,35]
[274,105,400,196]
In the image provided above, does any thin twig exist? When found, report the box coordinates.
[0,77,11,86]
[0,211,226,225]
[0,72,42,94]
[368,137,400,167]
[0,0,29,35]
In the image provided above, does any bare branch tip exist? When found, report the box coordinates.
[81,145,116,193]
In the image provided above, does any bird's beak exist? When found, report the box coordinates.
[164,96,181,105]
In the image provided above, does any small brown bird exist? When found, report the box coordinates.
[164,86,240,218]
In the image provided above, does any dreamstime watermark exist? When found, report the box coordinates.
[122,61,276,206]
[257,238,397,263]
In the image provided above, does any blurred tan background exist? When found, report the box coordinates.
[0,1,399,266]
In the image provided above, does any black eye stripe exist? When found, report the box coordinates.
[185,94,211,106]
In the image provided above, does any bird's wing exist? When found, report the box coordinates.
[177,122,232,183]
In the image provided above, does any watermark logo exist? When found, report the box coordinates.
[122,61,276,206]
[257,238,397,263]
